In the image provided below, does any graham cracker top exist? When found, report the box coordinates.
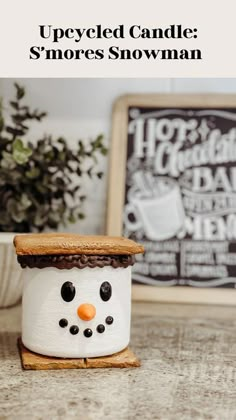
[14,233,144,256]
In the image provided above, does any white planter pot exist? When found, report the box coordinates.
[0,233,24,308]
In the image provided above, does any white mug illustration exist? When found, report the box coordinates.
[124,172,185,241]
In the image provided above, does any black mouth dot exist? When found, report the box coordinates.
[59,318,68,328]
[70,325,79,335]
[105,316,114,325]
[97,324,105,333]
[84,328,93,338]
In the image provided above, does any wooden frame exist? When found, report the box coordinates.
[106,93,236,305]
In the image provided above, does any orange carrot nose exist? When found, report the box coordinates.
[77,303,96,321]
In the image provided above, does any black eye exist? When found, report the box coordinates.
[61,281,76,302]
[100,281,112,302]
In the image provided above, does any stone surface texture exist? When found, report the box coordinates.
[1,302,236,419]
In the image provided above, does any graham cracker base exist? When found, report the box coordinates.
[17,338,141,370]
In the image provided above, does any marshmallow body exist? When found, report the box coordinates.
[22,266,131,358]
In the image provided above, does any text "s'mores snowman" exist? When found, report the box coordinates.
[14,234,144,359]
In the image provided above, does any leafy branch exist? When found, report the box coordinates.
[0,83,107,232]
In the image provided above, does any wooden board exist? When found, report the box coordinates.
[132,284,236,305]
[17,338,140,370]
[107,94,236,304]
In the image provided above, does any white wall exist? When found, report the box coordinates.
[1,78,236,234]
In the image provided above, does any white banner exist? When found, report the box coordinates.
[0,0,236,77]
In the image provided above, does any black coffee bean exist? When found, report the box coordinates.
[100,281,112,301]
[97,324,105,333]
[70,325,79,335]
[61,281,76,302]
[59,318,68,328]
[84,328,93,338]
[105,316,113,325]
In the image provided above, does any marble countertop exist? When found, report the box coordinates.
[1,301,236,419]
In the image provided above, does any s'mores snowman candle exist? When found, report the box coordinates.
[14,234,144,358]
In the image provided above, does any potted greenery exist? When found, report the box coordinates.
[0,83,107,307]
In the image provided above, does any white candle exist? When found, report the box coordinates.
[22,265,132,358]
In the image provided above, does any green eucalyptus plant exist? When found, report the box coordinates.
[0,83,107,232]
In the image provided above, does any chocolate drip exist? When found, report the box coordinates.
[17,254,135,270]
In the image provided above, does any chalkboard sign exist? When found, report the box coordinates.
[107,94,236,304]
